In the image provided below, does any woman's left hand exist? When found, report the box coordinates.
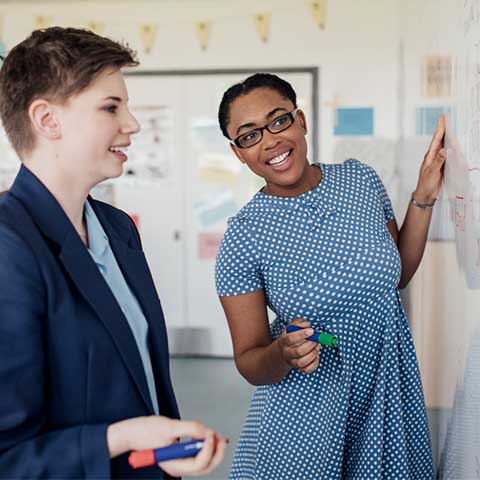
[413,115,447,204]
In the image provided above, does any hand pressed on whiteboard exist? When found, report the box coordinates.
[414,115,447,205]
[107,415,227,477]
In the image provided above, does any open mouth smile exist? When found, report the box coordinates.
[267,149,292,167]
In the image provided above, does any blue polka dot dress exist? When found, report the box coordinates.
[215,160,434,480]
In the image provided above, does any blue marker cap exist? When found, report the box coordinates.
[286,324,337,347]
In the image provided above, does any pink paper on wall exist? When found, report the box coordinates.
[198,232,223,260]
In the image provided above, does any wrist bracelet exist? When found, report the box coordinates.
[410,193,436,209]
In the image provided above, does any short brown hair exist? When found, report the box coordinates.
[0,26,139,157]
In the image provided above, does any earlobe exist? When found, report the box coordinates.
[28,99,61,141]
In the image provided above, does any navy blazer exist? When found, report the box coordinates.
[0,165,180,479]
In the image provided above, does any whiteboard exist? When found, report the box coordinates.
[401,0,480,477]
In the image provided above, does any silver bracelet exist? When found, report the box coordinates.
[410,193,436,209]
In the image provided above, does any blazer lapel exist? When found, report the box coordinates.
[10,166,155,414]
[59,231,155,414]
[100,222,176,415]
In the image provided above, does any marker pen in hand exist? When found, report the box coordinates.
[129,439,205,469]
[286,324,337,347]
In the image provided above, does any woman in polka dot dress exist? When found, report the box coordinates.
[215,73,446,480]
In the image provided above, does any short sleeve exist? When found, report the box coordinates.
[353,160,395,224]
[215,219,262,296]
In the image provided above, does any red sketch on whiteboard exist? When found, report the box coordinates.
[454,196,466,231]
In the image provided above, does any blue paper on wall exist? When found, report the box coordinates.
[0,41,6,65]
[416,106,451,135]
[334,108,374,136]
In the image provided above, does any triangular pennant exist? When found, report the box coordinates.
[86,21,105,35]
[196,21,210,51]
[35,15,52,30]
[140,24,157,54]
[307,0,326,30]
[253,12,271,43]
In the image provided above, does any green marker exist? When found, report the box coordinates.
[286,325,337,347]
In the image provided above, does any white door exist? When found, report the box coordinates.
[120,71,315,356]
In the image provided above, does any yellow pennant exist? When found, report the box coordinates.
[35,15,52,30]
[86,21,105,35]
[140,24,157,54]
[254,12,271,43]
[196,21,210,51]
[307,0,326,30]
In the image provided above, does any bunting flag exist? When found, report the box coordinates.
[196,21,210,51]
[86,21,105,35]
[253,12,271,43]
[140,24,157,54]
[2,3,329,53]
[307,0,326,30]
[35,15,52,30]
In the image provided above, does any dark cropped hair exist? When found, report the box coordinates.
[0,26,138,157]
[218,73,297,139]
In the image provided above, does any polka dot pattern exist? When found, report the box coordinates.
[216,160,434,480]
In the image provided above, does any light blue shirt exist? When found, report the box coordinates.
[84,201,159,415]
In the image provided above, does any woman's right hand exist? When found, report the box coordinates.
[277,318,320,374]
[107,416,227,477]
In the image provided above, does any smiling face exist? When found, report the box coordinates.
[54,67,140,188]
[226,87,314,197]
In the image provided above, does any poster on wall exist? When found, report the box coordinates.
[416,106,452,136]
[193,189,237,230]
[121,106,174,184]
[197,232,224,260]
[423,55,452,98]
[197,151,241,185]
[334,107,374,136]
[193,191,237,261]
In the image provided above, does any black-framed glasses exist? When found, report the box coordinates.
[232,108,300,149]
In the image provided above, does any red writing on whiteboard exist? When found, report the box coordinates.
[454,196,466,231]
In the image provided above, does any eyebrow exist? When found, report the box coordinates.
[103,96,123,102]
[235,107,289,136]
